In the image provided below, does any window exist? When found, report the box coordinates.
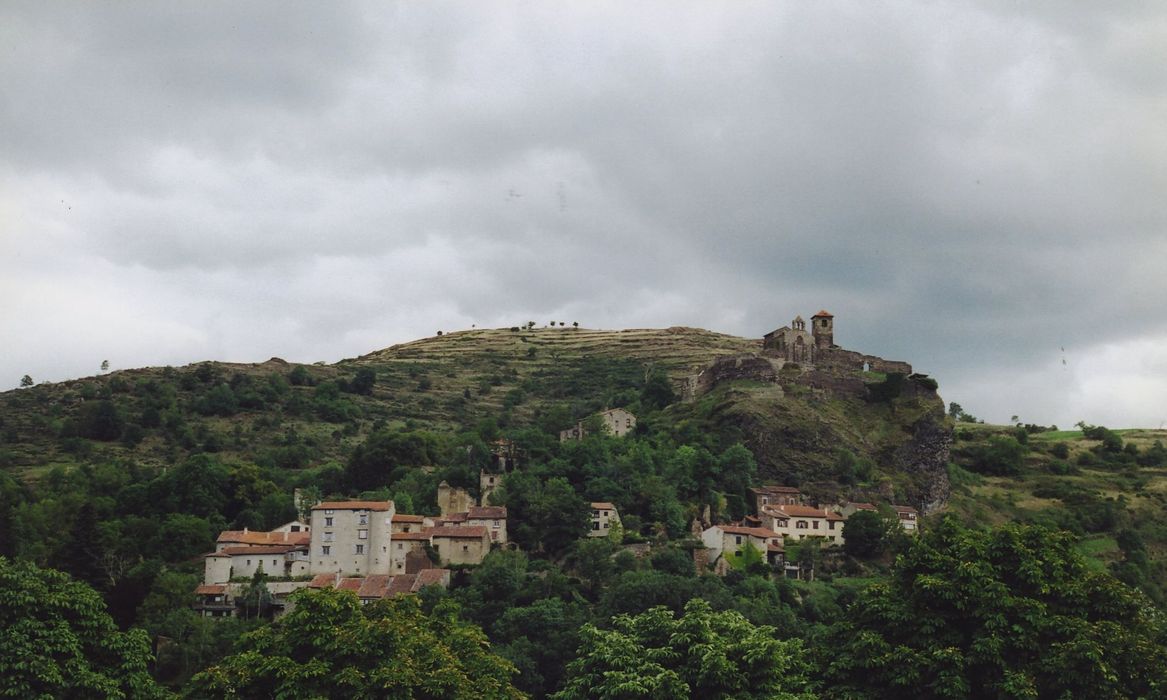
[603,522,609,529]
[324,517,333,527]
[403,525,411,532]
[323,532,334,542]
[290,525,300,532]
[592,510,599,517]
[246,559,251,566]
[321,546,331,556]
[358,529,368,540]
[397,543,403,549]
[325,509,334,515]
[735,535,742,544]
[358,513,368,525]
[355,544,365,554]
[592,522,600,531]
[492,520,500,528]
[812,521,819,529]
[796,521,808,529]
[829,521,836,530]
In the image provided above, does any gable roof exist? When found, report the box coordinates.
[812,310,833,318]
[219,545,301,556]
[216,530,310,547]
[467,506,507,519]
[312,500,392,512]
[717,525,782,539]
[427,525,488,539]
[751,485,801,496]
[590,502,617,511]
[414,568,450,589]
[770,504,843,521]
[392,513,426,523]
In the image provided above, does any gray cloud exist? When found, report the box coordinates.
[2,1,1165,428]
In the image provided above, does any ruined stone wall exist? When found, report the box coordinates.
[686,355,781,399]
[817,348,912,376]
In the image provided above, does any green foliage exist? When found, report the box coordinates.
[72,399,126,441]
[819,518,1167,699]
[498,472,590,556]
[640,368,677,411]
[866,372,906,402]
[0,557,168,699]
[842,509,898,559]
[958,435,1026,475]
[553,598,815,700]
[346,429,447,491]
[186,588,523,699]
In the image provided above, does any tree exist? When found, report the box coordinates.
[841,509,897,559]
[101,360,110,372]
[819,517,1167,699]
[0,557,167,699]
[349,367,376,395]
[238,564,273,620]
[19,375,32,388]
[553,598,815,700]
[498,473,590,556]
[186,587,523,699]
[640,368,677,410]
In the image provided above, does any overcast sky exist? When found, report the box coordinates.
[2,2,1165,429]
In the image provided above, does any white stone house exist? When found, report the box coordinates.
[761,504,845,545]
[589,502,621,537]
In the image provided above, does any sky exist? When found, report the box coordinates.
[2,1,1165,429]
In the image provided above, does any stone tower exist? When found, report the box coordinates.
[811,310,834,349]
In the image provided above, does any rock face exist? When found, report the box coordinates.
[681,349,953,512]
[892,416,953,514]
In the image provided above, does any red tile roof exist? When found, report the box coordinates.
[313,500,392,512]
[847,502,877,511]
[427,525,488,539]
[386,575,418,596]
[468,506,507,519]
[892,505,919,514]
[217,530,310,546]
[413,568,449,590]
[719,525,782,539]
[337,578,363,592]
[195,584,226,595]
[308,573,338,588]
[357,575,392,599]
[219,545,299,556]
[394,532,431,541]
[772,504,843,521]
[591,502,617,511]
[392,514,426,523]
[441,512,469,523]
[812,310,833,318]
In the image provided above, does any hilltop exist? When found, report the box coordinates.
[1,324,948,509]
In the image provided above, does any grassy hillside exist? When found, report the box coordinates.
[944,422,1167,602]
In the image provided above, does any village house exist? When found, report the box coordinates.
[203,522,311,585]
[589,502,621,537]
[390,513,433,534]
[309,500,395,576]
[428,526,491,566]
[750,485,803,512]
[560,408,637,441]
[389,531,432,574]
[466,505,508,544]
[838,501,920,534]
[701,524,785,568]
[761,504,845,545]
